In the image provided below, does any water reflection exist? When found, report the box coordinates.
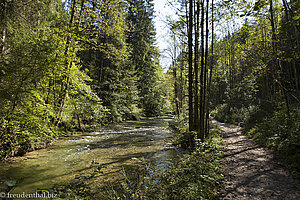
[0,116,180,194]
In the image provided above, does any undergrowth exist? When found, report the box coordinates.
[46,121,224,199]
[212,103,300,176]
[246,107,300,176]
[99,121,224,199]
[211,103,263,126]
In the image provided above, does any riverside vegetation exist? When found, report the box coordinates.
[1,0,299,199]
[0,0,171,159]
[41,121,224,200]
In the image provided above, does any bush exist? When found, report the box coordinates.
[98,123,224,199]
[212,103,261,126]
[247,107,300,175]
[168,119,196,149]
[0,116,56,159]
[157,132,224,200]
[211,104,230,123]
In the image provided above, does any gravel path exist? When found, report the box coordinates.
[214,120,300,200]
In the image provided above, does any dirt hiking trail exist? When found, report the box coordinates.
[214,120,300,200]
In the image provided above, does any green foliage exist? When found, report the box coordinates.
[98,124,224,200]
[211,104,261,126]
[0,0,169,159]
[169,119,196,149]
[210,0,300,177]
[126,0,168,117]
[0,0,64,158]
[80,0,139,122]
[0,0,108,159]
[154,129,223,200]
[247,107,300,175]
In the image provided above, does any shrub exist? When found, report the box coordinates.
[247,107,300,175]
[99,123,224,199]
[168,119,196,149]
[158,132,224,200]
[212,103,261,126]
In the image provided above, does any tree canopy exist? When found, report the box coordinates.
[0,0,171,159]
[0,0,299,167]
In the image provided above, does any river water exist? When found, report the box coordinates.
[0,116,180,198]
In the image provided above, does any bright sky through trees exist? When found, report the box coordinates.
[153,0,178,71]
[152,0,253,71]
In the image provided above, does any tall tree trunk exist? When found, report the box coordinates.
[1,0,7,57]
[194,0,200,132]
[269,0,290,115]
[180,57,184,117]
[282,0,300,95]
[198,0,205,140]
[206,0,214,136]
[204,0,210,136]
[56,0,77,125]
[173,33,180,117]
[188,0,194,131]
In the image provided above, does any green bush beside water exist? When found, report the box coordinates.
[99,122,224,199]
[39,120,224,199]
[158,130,224,199]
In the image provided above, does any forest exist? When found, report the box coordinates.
[169,0,299,168]
[0,0,172,158]
[0,0,299,199]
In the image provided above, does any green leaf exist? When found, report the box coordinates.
[292,15,300,21]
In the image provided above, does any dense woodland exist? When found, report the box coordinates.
[0,0,173,159]
[0,0,299,198]
[0,0,299,165]
[167,0,299,170]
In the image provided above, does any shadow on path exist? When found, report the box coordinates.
[214,119,300,200]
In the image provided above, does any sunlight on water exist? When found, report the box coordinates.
[0,116,180,195]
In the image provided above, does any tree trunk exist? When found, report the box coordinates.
[1,0,7,57]
[198,0,205,140]
[188,0,194,131]
[204,0,211,136]
[194,0,200,132]
[56,0,77,125]
[269,0,290,115]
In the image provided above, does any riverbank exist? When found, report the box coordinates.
[98,121,224,199]
[0,117,179,198]
[0,115,171,162]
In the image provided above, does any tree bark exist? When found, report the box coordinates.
[206,0,214,136]
[198,0,205,140]
[56,0,77,125]
[188,0,194,131]
[204,0,210,136]
[269,0,290,115]
[173,33,180,117]
[1,0,7,57]
[194,0,200,132]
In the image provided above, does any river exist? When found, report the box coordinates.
[0,116,180,198]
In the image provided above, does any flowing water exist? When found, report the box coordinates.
[0,116,180,198]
